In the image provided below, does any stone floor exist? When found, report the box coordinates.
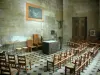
[27,53,100,75]
[1,46,100,75]
[18,48,100,75]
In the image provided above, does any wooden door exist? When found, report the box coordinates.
[72,17,79,41]
[72,17,87,41]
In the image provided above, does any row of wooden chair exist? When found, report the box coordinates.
[75,52,91,75]
[67,41,88,47]
[66,40,99,75]
[47,49,74,72]
[47,41,89,72]
[0,62,17,75]
[0,53,30,75]
[0,53,18,75]
[75,46,99,74]
[67,42,79,48]
[71,42,88,56]
[68,39,88,45]
[77,43,88,55]
[65,46,99,75]
[67,39,97,48]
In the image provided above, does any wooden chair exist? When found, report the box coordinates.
[33,34,42,49]
[0,54,6,74]
[47,49,74,72]
[17,56,27,70]
[16,48,22,54]
[22,47,28,52]
[17,55,32,72]
[0,62,11,75]
[76,53,91,75]
[0,54,18,75]
[65,44,97,75]
[0,52,5,58]
[0,55,7,65]
[26,39,37,52]
[8,55,16,68]
[0,51,6,59]
[47,54,60,72]
[65,60,76,75]
[0,62,18,75]
[60,52,67,65]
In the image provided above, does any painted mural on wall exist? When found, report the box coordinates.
[26,3,43,21]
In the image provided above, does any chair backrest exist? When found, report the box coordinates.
[0,62,11,75]
[26,39,33,47]
[33,34,42,45]
[0,52,3,59]
[53,54,59,63]
[0,52,5,58]
[8,55,16,68]
[33,34,39,45]
[0,54,6,69]
[0,55,6,65]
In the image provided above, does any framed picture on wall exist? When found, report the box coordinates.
[26,3,44,21]
[90,29,96,36]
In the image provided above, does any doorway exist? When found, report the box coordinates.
[72,17,87,41]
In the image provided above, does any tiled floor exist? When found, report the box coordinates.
[1,46,100,75]
[17,47,100,75]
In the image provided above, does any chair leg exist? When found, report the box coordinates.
[29,61,31,70]
[74,70,75,75]
[65,66,67,75]
[59,62,61,68]
[53,64,54,72]
[24,65,26,69]
[47,61,48,71]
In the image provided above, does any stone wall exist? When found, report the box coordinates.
[0,0,99,49]
[0,0,63,48]
[63,0,99,44]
